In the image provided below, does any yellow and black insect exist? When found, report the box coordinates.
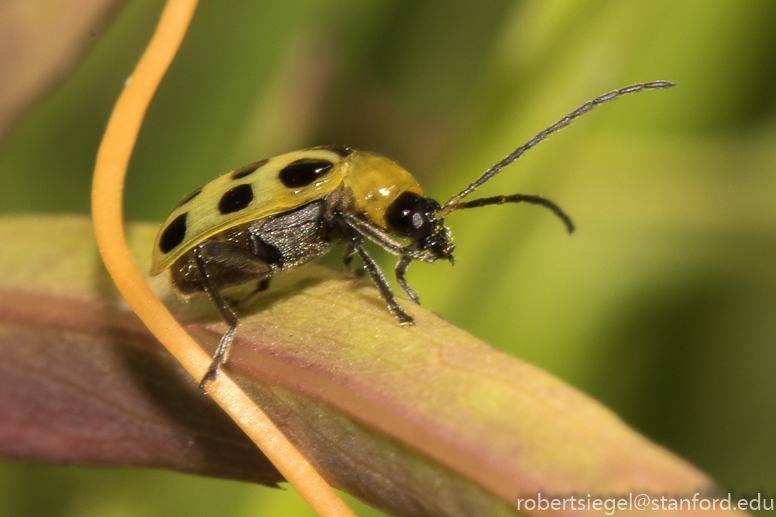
[152,81,674,386]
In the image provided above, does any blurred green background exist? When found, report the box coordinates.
[1,0,775,515]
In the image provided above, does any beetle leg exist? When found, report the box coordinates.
[395,255,420,304]
[342,242,364,277]
[231,277,272,311]
[338,210,435,262]
[193,243,241,389]
[352,239,414,325]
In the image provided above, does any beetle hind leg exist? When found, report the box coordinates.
[200,326,237,389]
[193,243,244,388]
[352,240,414,325]
[204,276,271,387]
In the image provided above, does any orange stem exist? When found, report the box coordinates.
[91,1,355,515]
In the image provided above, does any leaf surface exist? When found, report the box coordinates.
[0,215,735,517]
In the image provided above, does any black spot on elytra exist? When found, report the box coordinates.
[231,158,269,180]
[308,145,352,157]
[159,212,188,253]
[218,184,254,214]
[278,159,333,188]
[176,187,202,208]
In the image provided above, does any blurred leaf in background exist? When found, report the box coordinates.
[0,0,127,144]
[1,0,775,516]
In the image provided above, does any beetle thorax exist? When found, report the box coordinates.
[344,151,424,229]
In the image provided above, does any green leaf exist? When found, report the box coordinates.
[0,215,728,517]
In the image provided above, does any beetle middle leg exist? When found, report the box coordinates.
[230,277,272,311]
[352,239,414,325]
[395,255,420,305]
[342,242,364,278]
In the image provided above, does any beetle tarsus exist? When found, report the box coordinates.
[403,286,420,305]
[198,324,236,389]
[394,310,415,325]
[199,362,218,389]
[392,305,415,324]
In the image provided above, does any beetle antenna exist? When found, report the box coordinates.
[435,81,675,219]
[449,193,575,234]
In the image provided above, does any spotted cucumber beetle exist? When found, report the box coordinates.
[152,81,674,386]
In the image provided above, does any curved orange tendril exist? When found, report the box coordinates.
[91,1,355,515]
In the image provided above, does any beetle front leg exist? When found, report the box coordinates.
[338,210,436,262]
[352,240,414,325]
[395,256,420,305]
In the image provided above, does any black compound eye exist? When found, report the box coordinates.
[385,191,439,240]
[159,212,188,253]
[218,184,254,214]
[278,158,333,188]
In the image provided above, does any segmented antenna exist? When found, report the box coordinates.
[435,81,675,219]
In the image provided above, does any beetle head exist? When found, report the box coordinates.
[385,191,454,263]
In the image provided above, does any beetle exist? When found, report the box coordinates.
[151,81,674,386]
